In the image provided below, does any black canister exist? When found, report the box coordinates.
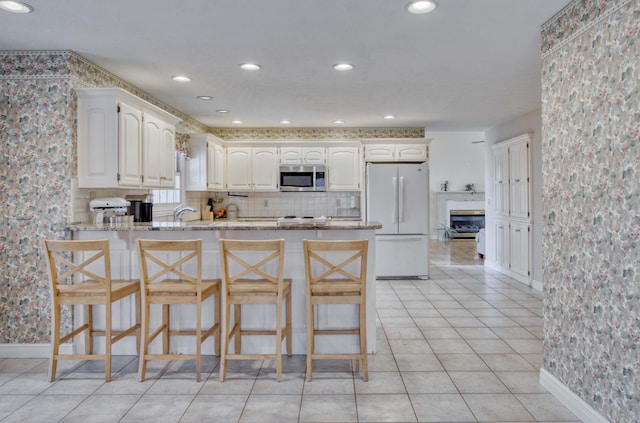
[130,200,153,222]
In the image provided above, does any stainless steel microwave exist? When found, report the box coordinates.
[279,165,326,192]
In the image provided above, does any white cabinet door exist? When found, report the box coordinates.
[510,222,529,277]
[252,147,279,191]
[212,143,226,190]
[327,147,360,191]
[185,139,207,191]
[364,145,395,162]
[160,123,175,188]
[186,134,225,191]
[279,147,303,164]
[396,144,427,161]
[118,102,143,187]
[205,141,217,190]
[493,146,510,216]
[226,147,252,190]
[509,142,529,219]
[302,147,325,164]
[495,220,510,269]
[141,114,163,187]
[280,146,325,164]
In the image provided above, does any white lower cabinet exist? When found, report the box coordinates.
[510,221,530,277]
[494,219,530,281]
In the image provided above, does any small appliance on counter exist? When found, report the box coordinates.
[226,203,238,220]
[90,197,131,224]
[126,197,153,222]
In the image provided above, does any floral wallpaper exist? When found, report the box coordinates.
[541,0,639,421]
[0,74,75,342]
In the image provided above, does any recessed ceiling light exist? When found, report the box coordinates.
[216,109,230,113]
[333,120,345,124]
[333,63,354,71]
[240,63,261,71]
[383,115,397,120]
[171,75,191,82]
[406,0,438,14]
[196,95,213,100]
[0,1,33,13]
[280,120,291,124]
[231,120,243,124]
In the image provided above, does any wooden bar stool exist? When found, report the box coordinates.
[303,239,369,381]
[137,239,220,382]
[44,239,141,382]
[218,239,292,382]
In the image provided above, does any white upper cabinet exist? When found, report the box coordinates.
[226,146,278,191]
[226,147,252,190]
[77,88,180,188]
[141,115,177,188]
[279,146,326,164]
[493,145,510,216]
[327,146,360,191]
[492,134,530,218]
[363,144,395,161]
[363,140,428,162]
[252,148,279,190]
[509,141,530,219]
[116,102,143,187]
[185,133,225,191]
[210,141,226,190]
[396,144,427,161]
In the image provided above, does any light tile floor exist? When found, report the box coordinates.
[0,264,580,422]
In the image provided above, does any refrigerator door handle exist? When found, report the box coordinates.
[399,176,405,223]
[392,176,397,223]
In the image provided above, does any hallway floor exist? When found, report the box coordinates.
[0,257,579,422]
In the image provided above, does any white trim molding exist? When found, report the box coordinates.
[0,343,73,359]
[539,368,610,423]
[531,278,543,291]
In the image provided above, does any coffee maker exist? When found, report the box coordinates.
[128,199,153,222]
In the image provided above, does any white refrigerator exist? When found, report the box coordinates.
[366,163,429,279]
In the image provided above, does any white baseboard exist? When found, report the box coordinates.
[0,343,74,358]
[531,278,543,291]
[485,261,532,286]
[539,368,610,423]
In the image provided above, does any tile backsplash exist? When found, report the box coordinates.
[186,191,361,219]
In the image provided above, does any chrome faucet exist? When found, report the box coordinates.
[173,204,196,221]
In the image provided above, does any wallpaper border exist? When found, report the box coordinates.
[541,0,632,58]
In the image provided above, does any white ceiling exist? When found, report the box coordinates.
[0,0,568,130]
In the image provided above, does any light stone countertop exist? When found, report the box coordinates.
[61,219,382,231]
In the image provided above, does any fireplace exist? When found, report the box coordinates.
[449,210,485,239]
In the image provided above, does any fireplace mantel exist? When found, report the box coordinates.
[436,191,485,230]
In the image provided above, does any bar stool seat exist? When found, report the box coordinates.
[219,239,292,381]
[303,239,369,381]
[44,239,141,382]
[137,239,221,382]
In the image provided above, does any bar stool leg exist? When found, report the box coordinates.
[286,290,292,357]
[360,303,368,381]
[219,296,230,382]
[139,297,150,382]
[49,302,61,382]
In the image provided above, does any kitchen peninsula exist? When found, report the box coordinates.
[64,219,381,356]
